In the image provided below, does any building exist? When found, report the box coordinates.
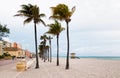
[0,40,11,55]
[3,42,25,58]
[0,41,3,55]
[1,41,31,58]
[24,50,32,58]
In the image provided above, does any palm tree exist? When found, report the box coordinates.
[39,44,44,59]
[50,4,75,69]
[46,20,65,66]
[40,35,48,47]
[0,24,10,40]
[40,35,49,62]
[14,4,46,69]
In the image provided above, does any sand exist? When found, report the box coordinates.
[17,58,120,78]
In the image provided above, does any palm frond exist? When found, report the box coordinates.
[69,6,76,17]
[14,14,24,17]
[49,16,64,21]
[50,4,75,22]
[37,19,46,26]
[24,17,33,24]
[39,14,46,17]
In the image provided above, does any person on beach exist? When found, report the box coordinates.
[11,56,16,63]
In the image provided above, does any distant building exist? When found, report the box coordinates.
[25,50,32,58]
[0,41,3,55]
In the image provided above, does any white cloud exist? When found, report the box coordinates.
[71,0,120,30]
[93,30,120,39]
[2,37,11,42]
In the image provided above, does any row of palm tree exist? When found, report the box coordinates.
[14,3,75,69]
[38,36,50,63]
[40,35,49,62]
[39,23,63,65]
[39,35,52,63]
[39,39,49,62]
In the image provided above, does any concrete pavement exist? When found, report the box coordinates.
[0,59,18,66]
[0,58,35,78]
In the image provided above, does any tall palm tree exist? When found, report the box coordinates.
[14,4,46,68]
[50,4,75,69]
[46,20,65,66]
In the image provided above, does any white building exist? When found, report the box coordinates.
[0,40,11,55]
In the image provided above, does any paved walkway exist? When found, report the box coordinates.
[0,58,35,78]
[0,59,18,66]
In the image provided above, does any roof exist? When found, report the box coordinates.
[3,47,22,51]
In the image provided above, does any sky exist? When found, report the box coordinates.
[0,0,120,56]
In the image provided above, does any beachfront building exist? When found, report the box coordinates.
[3,42,25,58]
[1,41,32,58]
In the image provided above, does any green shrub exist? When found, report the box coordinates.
[0,55,4,59]
[3,52,11,57]
[1,52,12,60]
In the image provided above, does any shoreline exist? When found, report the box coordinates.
[53,56,120,60]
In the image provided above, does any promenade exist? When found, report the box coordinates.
[0,58,35,78]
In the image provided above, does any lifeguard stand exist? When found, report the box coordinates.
[70,53,76,59]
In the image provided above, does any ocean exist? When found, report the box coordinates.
[59,56,120,60]
[78,56,120,60]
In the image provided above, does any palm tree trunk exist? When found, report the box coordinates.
[49,38,52,62]
[57,35,59,66]
[43,50,46,62]
[66,22,69,69]
[48,47,49,61]
[34,23,39,69]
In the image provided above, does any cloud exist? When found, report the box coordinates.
[2,37,11,42]
[71,0,120,31]
[1,0,120,56]
[73,44,120,56]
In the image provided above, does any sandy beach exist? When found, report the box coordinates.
[17,58,120,78]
